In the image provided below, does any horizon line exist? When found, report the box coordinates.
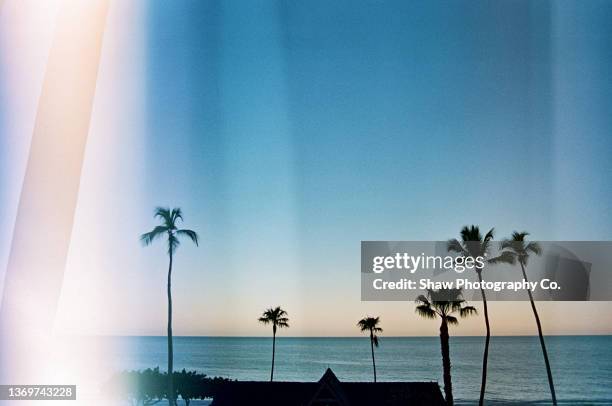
[81,333,612,338]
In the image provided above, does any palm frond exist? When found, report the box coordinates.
[525,241,542,256]
[447,239,467,256]
[357,316,381,332]
[430,288,463,302]
[498,231,541,267]
[488,250,516,265]
[171,208,183,223]
[415,294,431,307]
[480,228,495,256]
[460,225,482,242]
[512,231,529,241]
[449,299,466,314]
[415,305,437,319]
[445,315,459,325]
[140,226,169,246]
[416,288,477,327]
[154,207,173,226]
[275,307,288,317]
[460,305,478,317]
[177,229,199,246]
[142,206,198,258]
[372,335,380,347]
[499,238,515,251]
[259,306,290,328]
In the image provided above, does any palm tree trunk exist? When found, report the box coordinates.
[271,328,276,381]
[440,319,453,406]
[370,331,377,382]
[167,249,175,406]
[520,263,557,405]
[476,271,489,406]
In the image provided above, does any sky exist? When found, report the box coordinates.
[2,0,612,337]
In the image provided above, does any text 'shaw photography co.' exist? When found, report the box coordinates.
[1,1,611,405]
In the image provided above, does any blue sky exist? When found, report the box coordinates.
[125,0,612,335]
[3,0,612,336]
[142,0,612,243]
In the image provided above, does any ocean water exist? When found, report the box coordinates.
[107,335,612,405]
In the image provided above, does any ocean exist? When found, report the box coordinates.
[108,335,612,405]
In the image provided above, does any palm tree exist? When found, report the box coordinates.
[141,207,199,406]
[258,306,289,381]
[500,232,556,405]
[357,316,383,382]
[415,289,477,406]
[447,225,513,406]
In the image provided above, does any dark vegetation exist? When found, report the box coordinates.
[106,368,232,405]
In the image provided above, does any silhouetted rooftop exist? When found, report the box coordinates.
[210,368,445,406]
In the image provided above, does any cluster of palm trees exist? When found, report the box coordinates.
[141,208,556,406]
[446,226,556,406]
[255,309,385,385]
[256,225,556,406]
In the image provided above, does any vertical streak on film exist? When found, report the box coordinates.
[0,0,110,384]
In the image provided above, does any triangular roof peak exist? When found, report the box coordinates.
[319,368,340,384]
[307,369,348,406]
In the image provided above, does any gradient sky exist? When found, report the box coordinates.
[2,0,612,337]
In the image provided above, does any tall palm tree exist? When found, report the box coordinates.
[357,316,383,382]
[258,306,289,381]
[500,232,556,405]
[141,207,199,406]
[415,289,477,406]
[447,225,513,406]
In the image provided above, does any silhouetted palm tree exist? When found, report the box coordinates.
[258,306,289,381]
[141,207,199,406]
[500,231,556,405]
[416,289,477,406]
[447,225,513,406]
[357,316,383,382]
